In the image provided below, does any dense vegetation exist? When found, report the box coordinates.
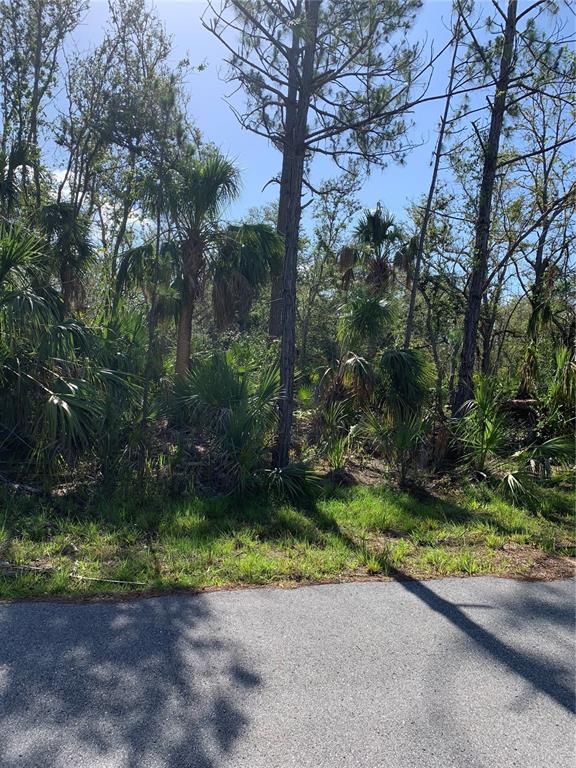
[0,0,574,595]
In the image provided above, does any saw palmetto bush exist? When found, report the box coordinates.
[0,225,141,483]
[379,348,435,421]
[318,290,394,406]
[337,289,394,356]
[359,348,435,485]
[316,399,357,472]
[177,353,279,491]
[456,374,573,501]
[537,346,576,439]
[177,353,319,497]
[362,410,426,487]
[456,375,508,474]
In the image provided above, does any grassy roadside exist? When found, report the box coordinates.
[1,477,574,600]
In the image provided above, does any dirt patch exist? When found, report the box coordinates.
[492,543,576,580]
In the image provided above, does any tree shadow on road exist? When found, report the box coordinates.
[0,595,261,768]
[389,567,575,715]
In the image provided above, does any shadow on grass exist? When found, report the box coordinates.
[0,593,261,767]
[7,467,574,544]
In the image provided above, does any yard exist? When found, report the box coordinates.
[1,475,573,600]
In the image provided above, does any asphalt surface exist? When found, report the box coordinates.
[0,576,574,768]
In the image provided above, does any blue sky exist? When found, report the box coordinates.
[67,1,460,226]
[68,1,554,230]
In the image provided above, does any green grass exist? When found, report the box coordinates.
[0,476,574,599]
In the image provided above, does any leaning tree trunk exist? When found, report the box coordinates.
[274,0,320,467]
[404,14,461,349]
[451,0,518,415]
[480,268,506,374]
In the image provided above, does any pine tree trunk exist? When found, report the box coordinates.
[274,0,320,467]
[452,0,518,415]
[268,272,283,337]
[267,13,302,339]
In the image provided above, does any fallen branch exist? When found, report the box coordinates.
[0,561,147,587]
[0,473,44,496]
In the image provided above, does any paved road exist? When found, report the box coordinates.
[0,577,574,768]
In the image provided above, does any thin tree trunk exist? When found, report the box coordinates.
[452,0,517,414]
[110,146,137,282]
[60,262,74,316]
[300,258,326,368]
[480,268,505,374]
[423,295,444,412]
[139,142,166,472]
[175,277,195,376]
[29,1,43,207]
[528,220,551,337]
[268,13,301,339]
[404,14,461,349]
[274,0,320,467]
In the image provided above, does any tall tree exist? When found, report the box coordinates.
[164,147,240,375]
[451,0,518,413]
[0,0,86,203]
[451,0,574,412]
[205,0,427,465]
[404,8,462,348]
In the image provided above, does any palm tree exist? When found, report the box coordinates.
[114,240,179,321]
[337,289,394,358]
[40,202,95,314]
[340,203,403,292]
[164,147,240,375]
[211,223,282,330]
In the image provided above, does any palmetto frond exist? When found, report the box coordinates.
[0,224,47,289]
[337,290,394,351]
[177,353,280,492]
[115,241,179,311]
[380,348,434,419]
[0,143,35,216]
[40,202,95,274]
[361,408,425,485]
[41,377,104,452]
[211,223,283,329]
[456,375,507,473]
[347,204,404,291]
[0,225,56,335]
[40,201,95,312]
[354,204,400,256]
[165,146,241,237]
